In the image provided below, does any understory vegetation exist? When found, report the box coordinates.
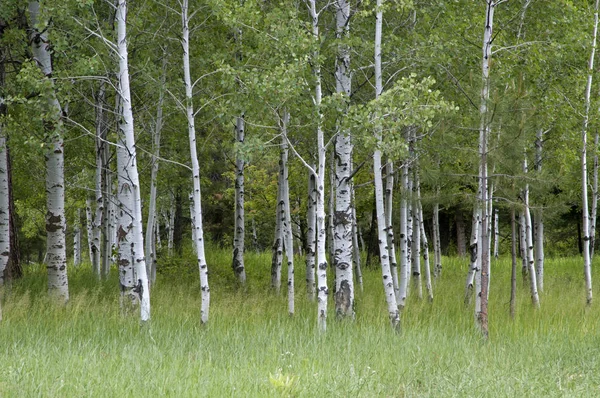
[1,248,598,397]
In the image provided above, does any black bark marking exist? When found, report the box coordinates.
[335,279,352,318]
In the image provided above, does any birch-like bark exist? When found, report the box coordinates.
[116,124,137,307]
[417,189,433,302]
[580,0,599,306]
[29,1,69,302]
[519,212,528,283]
[493,209,499,259]
[145,54,166,285]
[432,200,442,279]
[398,157,409,309]
[116,0,150,320]
[411,192,422,300]
[92,84,106,278]
[523,155,540,307]
[385,160,399,299]
[167,193,175,256]
[86,198,94,265]
[73,209,81,267]
[189,194,197,253]
[271,151,284,293]
[464,210,480,304]
[308,0,329,330]
[0,102,9,285]
[279,111,295,315]
[476,0,497,337]
[591,131,598,259]
[232,115,247,283]
[182,0,210,322]
[534,129,544,291]
[306,166,317,299]
[373,0,399,329]
[333,0,354,318]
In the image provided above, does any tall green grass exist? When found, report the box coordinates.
[0,250,599,397]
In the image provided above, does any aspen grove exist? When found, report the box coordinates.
[3,0,600,374]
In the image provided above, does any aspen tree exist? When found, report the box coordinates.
[580,0,598,305]
[373,0,399,329]
[115,0,150,320]
[29,1,69,302]
[333,0,355,318]
[181,0,210,322]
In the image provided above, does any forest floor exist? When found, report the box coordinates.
[0,249,599,397]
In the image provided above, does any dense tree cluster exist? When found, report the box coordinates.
[1,0,599,334]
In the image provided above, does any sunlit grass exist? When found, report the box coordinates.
[0,251,599,396]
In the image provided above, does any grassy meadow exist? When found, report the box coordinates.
[0,249,599,397]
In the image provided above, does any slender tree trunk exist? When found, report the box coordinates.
[308,0,329,331]
[411,173,423,300]
[232,115,247,283]
[279,111,295,315]
[398,158,409,309]
[271,150,284,293]
[145,54,166,285]
[85,198,95,268]
[523,155,540,307]
[519,212,528,283]
[333,0,355,319]
[92,85,106,278]
[74,209,81,267]
[432,200,442,279]
[328,153,335,268]
[510,208,517,319]
[534,129,544,291]
[351,187,363,291]
[464,209,480,304]
[0,93,9,286]
[476,0,498,337]
[373,0,399,329]
[29,1,69,302]
[385,160,399,300]
[116,0,150,320]
[182,0,210,322]
[493,209,499,259]
[167,193,175,256]
[591,131,599,259]
[306,166,317,299]
[418,197,433,302]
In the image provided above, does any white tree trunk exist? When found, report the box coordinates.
[29,1,69,302]
[92,85,106,278]
[534,129,544,291]
[85,198,94,265]
[306,166,317,299]
[417,184,433,302]
[271,154,284,293]
[167,194,175,256]
[493,209,499,259]
[581,0,599,306]
[333,0,354,319]
[145,55,166,285]
[385,161,399,301]
[411,193,422,300]
[0,115,9,285]
[182,0,210,323]
[73,209,81,267]
[398,158,410,309]
[523,156,540,307]
[279,112,295,315]
[432,200,442,279]
[590,131,598,259]
[373,0,399,329]
[116,0,150,320]
[519,211,528,282]
[232,115,246,283]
